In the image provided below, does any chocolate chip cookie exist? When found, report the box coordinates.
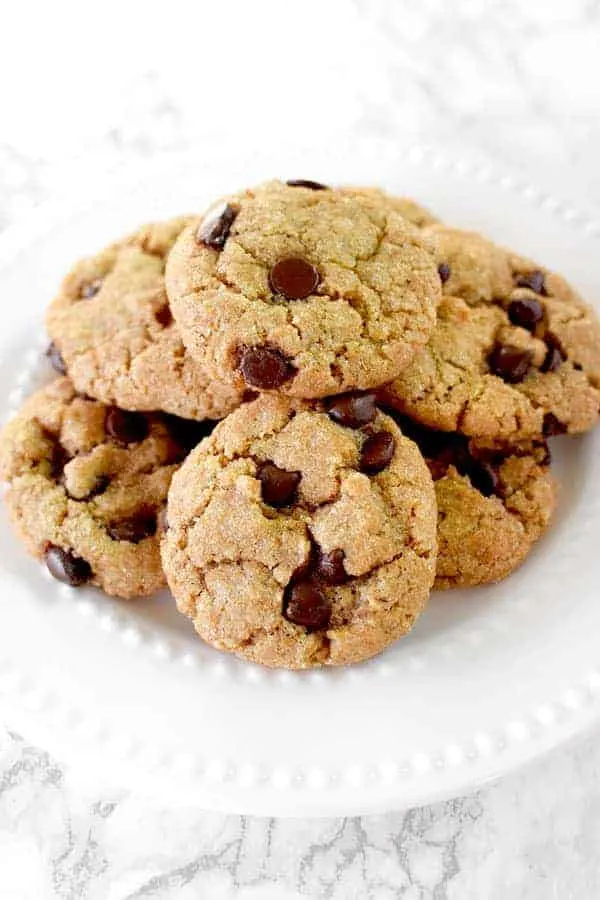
[165,181,441,399]
[46,218,245,420]
[0,377,203,599]
[161,393,437,668]
[338,186,439,228]
[380,227,600,441]
[386,413,556,588]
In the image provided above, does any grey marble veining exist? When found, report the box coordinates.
[1,0,600,896]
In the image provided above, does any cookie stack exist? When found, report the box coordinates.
[2,180,600,669]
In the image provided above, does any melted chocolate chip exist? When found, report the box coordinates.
[49,441,71,479]
[80,278,103,299]
[488,344,533,384]
[543,413,567,436]
[508,297,543,331]
[283,581,331,631]
[285,179,329,190]
[107,512,157,543]
[239,346,295,389]
[258,462,301,507]
[541,340,566,373]
[327,392,377,428]
[465,460,500,497]
[438,262,451,284]
[46,342,67,374]
[360,431,395,474]
[315,548,348,586]
[44,544,92,586]
[161,414,215,457]
[515,270,546,295]
[105,408,149,445]
[269,257,320,300]
[537,440,552,466]
[196,203,238,250]
[155,304,173,327]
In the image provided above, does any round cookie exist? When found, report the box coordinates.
[46,218,245,421]
[162,393,437,668]
[337,186,439,228]
[0,377,206,599]
[386,413,556,589]
[165,181,441,399]
[380,226,600,440]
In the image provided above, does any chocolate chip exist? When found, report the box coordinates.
[196,203,238,250]
[269,257,320,300]
[537,440,552,466]
[283,581,331,631]
[488,344,533,383]
[541,340,566,373]
[44,544,92,586]
[107,512,157,543]
[438,263,451,284]
[46,342,67,374]
[155,304,173,327]
[360,431,395,474]
[515,270,546,295]
[465,460,500,497]
[327,392,377,428]
[80,278,103,299]
[285,179,329,190]
[258,462,301,507]
[161,414,215,456]
[543,413,567,436]
[239,346,295,389]
[49,441,71,479]
[508,297,543,331]
[105,407,149,445]
[315,548,348,585]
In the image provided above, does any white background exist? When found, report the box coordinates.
[1,0,600,897]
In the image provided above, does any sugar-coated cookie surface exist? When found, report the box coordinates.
[46,218,245,421]
[380,227,600,441]
[165,181,441,399]
[386,413,556,588]
[162,393,437,668]
[0,377,212,599]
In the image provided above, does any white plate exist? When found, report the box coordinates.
[1,142,600,817]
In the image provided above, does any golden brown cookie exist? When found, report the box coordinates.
[162,393,437,668]
[46,218,245,421]
[0,378,209,599]
[386,413,556,589]
[165,181,441,399]
[380,227,600,441]
[337,186,439,228]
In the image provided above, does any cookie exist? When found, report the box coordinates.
[380,227,600,441]
[337,186,439,228]
[0,377,206,599]
[46,218,245,421]
[165,181,441,399]
[162,393,437,668]
[386,413,556,588]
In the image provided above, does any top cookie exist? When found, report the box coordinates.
[380,226,600,441]
[337,186,439,228]
[165,181,441,399]
[46,218,245,421]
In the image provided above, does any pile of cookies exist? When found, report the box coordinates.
[2,179,600,669]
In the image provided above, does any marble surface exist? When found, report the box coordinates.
[1,0,600,896]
